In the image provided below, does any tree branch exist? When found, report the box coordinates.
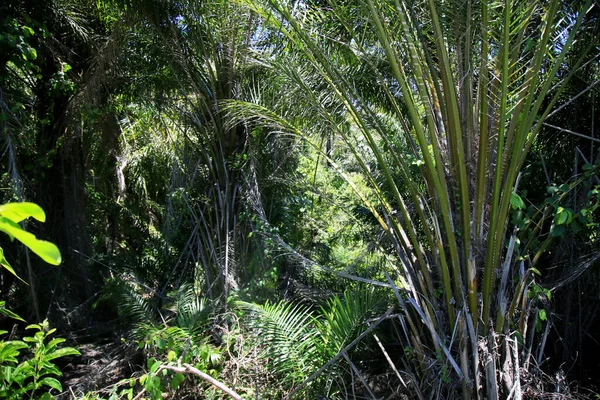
[159,364,242,400]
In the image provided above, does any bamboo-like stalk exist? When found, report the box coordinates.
[482,0,514,329]
[425,0,473,292]
[366,0,457,322]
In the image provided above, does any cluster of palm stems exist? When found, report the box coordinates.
[226,0,597,398]
[2,0,597,397]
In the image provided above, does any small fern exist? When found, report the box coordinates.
[103,278,159,326]
[166,284,211,339]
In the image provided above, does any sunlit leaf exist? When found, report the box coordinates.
[0,202,46,223]
[0,218,61,265]
[38,377,62,392]
[0,247,26,283]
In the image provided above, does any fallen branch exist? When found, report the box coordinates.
[159,363,242,400]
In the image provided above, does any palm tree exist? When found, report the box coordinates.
[228,0,599,397]
[109,0,265,304]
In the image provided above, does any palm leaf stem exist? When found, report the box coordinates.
[425,0,473,289]
[267,2,438,305]
[366,0,457,322]
[482,0,515,329]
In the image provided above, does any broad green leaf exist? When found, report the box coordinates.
[148,375,161,390]
[510,193,526,210]
[530,268,541,276]
[13,359,34,376]
[44,347,81,360]
[0,202,46,223]
[167,350,176,361]
[555,207,572,225]
[38,377,62,392]
[0,218,61,265]
[0,341,28,363]
[171,372,185,390]
[43,364,62,376]
[26,323,41,331]
[147,357,156,370]
[0,301,25,321]
[46,337,67,352]
[26,47,37,60]
[150,360,161,374]
[21,26,34,37]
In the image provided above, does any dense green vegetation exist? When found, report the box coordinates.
[1,0,599,398]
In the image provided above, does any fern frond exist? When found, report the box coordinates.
[105,279,159,325]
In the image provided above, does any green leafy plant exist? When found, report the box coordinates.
[0,319,80,399]
[0,202,76,399]
[98,282,234,399]
[227,0,597,396]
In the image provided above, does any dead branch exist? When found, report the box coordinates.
[159,364,242,400]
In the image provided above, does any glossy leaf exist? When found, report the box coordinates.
[0,217,61,265]
[171,373,185,390]
[0,202,46,223]
[0,247,25,283]
[38,377,62,392]
[510,193,526,210]
[0,300,25,322]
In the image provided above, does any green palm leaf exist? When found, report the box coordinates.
[237,300,320,384]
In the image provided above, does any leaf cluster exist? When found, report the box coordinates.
[0,319,80,399]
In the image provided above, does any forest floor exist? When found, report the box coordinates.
[59,338,138,398]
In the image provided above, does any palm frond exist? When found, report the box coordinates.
[319,289,387,353]
[166,283,212,336]
[231,0,598,396]
[236,300,321,385]
[107,279,159,325]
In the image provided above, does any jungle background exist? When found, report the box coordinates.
[1,0,600,398]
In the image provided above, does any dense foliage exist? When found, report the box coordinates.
[1,0,599,398]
